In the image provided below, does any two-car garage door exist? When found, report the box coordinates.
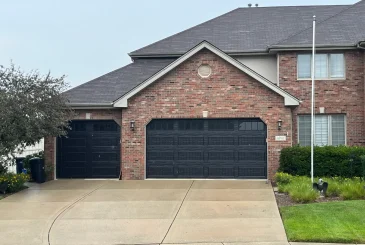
[57,118,267,179]
[146,119,267,179]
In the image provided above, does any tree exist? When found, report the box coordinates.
[0,64,73,166]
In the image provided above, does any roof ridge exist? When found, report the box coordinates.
[238,4,349,9]
[271,0,362,46]
[128,8,241,56]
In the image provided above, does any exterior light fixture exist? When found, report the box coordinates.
[278,119,282,130]
[130,121,135,131]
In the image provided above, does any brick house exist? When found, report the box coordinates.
[45,1,365,180]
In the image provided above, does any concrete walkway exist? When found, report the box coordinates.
[0,179,287,245]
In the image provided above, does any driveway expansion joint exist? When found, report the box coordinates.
[46,182,107,245]
[161,180,195,244]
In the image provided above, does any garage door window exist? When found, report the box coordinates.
[147,120,174,130]
[71,122,86,131]
[208,120,234,131]
[239,121,265,131]
[93,122,118,131]
[178,120,204,130]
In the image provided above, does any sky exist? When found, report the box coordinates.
[0,0,356,88]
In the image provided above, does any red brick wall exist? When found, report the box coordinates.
[44,109,122,180]
[121,49,293,180]
[278,50,365,145]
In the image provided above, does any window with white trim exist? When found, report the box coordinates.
[297,54,345,79]
[298,115,345,146]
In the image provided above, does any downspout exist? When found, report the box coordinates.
[357,41,365,50]
[359,41,365,144]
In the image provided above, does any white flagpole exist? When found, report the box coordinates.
[311,15,316,183]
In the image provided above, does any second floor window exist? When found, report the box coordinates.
[297,54,345,79]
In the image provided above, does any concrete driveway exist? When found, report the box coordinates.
[0,179,288,245]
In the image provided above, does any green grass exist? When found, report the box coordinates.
[280,200,365,243]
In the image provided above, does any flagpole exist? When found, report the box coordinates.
[311,15,316,183]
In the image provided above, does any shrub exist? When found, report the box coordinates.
[277,175,319,203]
[279,145,365,178]
[275,172,292,184]
[326,180,341,197]
[0,162,7,175]
[340,179,365,200]
[289,184,319,203]
[0,173,30,193]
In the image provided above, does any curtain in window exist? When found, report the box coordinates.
[331,115,345,145]
[330,54,345,78]
[298,55,311,79]
[298,115,311,146]
[315,54,328,79]
[315,115,328,145]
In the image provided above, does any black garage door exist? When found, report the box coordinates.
[146,119,267,179]
[57,120,120,178]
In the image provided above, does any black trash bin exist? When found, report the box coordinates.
[15,157,25,174]
[29,158,46,183]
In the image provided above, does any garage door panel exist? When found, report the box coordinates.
[91,166,119,178]
[61,138,87,147]
[147,166,174,178]
[208,166,235,178]
[58,120,120,179]
[177,137,204,145]
[177,166,204,178]
[239,167,267,178]
[147,119,267,179]
[148,136,174,145]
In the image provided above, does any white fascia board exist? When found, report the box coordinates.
[114,41,299,107]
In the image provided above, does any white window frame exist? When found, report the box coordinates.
[297,114,347,146]
[297,53,346,80]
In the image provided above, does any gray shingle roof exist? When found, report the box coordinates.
[64,58,175,105]
[273,1,365,47]
[129,5,350,56]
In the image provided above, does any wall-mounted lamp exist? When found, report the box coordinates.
[278,119,282,130]
[130,120,135,131]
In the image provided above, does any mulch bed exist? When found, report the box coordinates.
[275,190,343,207]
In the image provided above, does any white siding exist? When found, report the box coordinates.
[7,139,44,173]
[237,55,277,83]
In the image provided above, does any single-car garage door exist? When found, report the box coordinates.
[57,120,120,178]
[146,119,267,179]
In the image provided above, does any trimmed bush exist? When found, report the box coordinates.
[0,173,30,193]
[279,145,365,177]
[274,172,292,185]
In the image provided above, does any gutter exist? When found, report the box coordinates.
[66,102,115,109]
[268,44,357,53]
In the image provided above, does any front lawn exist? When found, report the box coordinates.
[280,200,365,243]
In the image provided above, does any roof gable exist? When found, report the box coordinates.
[114,41,300,107]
